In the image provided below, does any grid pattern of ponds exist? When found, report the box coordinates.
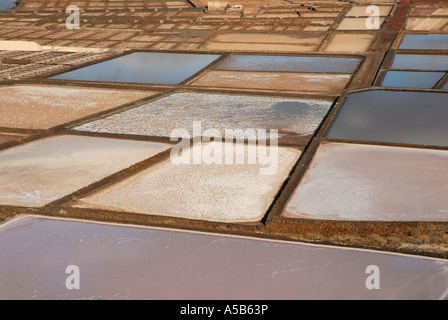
[0,3,448,299]
[282,87,448,223]
[379,34,448,90]
[0,49,447,243]
[0,50,118,81]
[0,0,390,55]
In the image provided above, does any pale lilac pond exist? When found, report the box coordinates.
[0,216,447,300]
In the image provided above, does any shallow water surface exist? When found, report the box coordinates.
[381,71,445,89]
[50,52,221,84]
[391,54,448,71]
[1,216,447,299]
[327,90,448,147]
[0,0,17,11]
[399,34,448,50]
[216,55,361,73]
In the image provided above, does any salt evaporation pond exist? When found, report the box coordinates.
[216,55,361,73]
[0,85,154,129]
[74,92,333,144]
[391,54,448,71]
[1,216,447,299]
[73,142,301,223]
[50,52,221,84]
[327,90,448,147]
[399,34,448,50]
[282,142,448,222]
[381,71,445,89]
[0,135,171,207]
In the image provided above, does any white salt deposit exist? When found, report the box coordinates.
[74,142,302,223]
[0,135,172,207]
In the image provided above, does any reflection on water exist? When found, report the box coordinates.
[50,52,221,84]
[391,54,448,71]
[217,55,361,73]
[0,0,17,11]
[327,90,448,147]
[400,34,448,50]
[381,71,445,89]
[1,216,447,299]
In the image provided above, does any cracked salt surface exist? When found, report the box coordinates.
[73,142,302,223]
[0,135,172,207]
[1,215,448,299]
[74,92,333,143]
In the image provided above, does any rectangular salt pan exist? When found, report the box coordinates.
[399,34,448,50]
[324,34,375,53]
[327,90,448,147]
[337,18,386,30]
[1,216,448,300]
[50,52,221,84]
[191,71,351,92]
[74,92,333,144]
[73,142,302,223]
[216,55,361,73]
[0,135,171,207]
[391,54,448,71]
[346,5,393,17]
[282,143,448,222]
[381,71,445,89]
[0,85,154,130]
